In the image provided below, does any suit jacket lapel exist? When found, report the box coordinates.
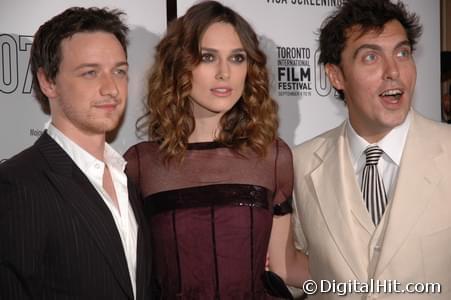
[309,123,371,280]
[36,133,134,299]
[375,113,444,276]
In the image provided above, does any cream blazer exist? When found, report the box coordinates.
[292,111,451,299]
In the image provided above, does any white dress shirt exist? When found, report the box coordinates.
[346,111,412,199]
[47,124,138,298]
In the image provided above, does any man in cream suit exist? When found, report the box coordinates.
[292,0,451,299]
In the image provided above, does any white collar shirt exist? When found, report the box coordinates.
[47,124,137,298]
[346,110,412,199]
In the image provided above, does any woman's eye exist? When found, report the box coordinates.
[201,53,215,62]
[231,53,247,63]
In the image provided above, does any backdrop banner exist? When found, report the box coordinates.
[177,0,441,147]
[0,0,166,161]
[0,0,441,161]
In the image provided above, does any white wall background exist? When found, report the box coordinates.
[0,0,441,161]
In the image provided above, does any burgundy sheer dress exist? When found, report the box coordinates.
[124,139,293,300]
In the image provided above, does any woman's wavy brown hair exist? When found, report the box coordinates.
[144,0,278,163]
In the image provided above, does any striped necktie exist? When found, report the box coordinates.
[361,145,387,225]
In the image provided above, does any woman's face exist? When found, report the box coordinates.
[189,22,248,119]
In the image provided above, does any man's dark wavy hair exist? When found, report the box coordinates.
[318,0,422,100]
[30,7,129,113]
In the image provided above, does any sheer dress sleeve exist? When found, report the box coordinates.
[272,139,294,216]
[123,144,142,190]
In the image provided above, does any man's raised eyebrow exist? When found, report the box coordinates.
[352,44,381,59]
[353,40,411,59]
[394,40,411,50]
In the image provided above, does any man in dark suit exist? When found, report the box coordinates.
[0,7,151,299]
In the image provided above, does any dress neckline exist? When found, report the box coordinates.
[187,141,224,150]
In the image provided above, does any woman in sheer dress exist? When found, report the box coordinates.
[124,1,309,299]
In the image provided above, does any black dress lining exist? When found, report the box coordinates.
[145,184,272,216]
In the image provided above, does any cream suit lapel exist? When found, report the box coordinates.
[375,112,445,277]
[309,123,371,280]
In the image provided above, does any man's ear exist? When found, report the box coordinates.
[325,63,344,91]
[37,68,57,99]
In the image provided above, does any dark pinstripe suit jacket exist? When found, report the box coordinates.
[0,132,152,300]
